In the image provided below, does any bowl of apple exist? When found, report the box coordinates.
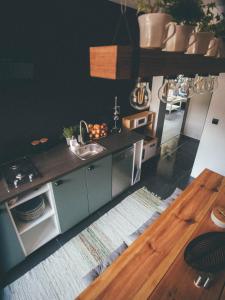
[88,123,108,140]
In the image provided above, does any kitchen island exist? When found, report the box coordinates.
[78,169,225,300]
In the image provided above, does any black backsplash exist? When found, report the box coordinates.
[0,0,139,164]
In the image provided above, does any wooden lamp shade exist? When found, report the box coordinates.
[89,45,133,80]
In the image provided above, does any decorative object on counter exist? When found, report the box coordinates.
[130,77,152,110]
[211,206,225,228]
[163,0,203,52]
[184,232,225,289]
[122,111,155,131]
[62,126,74,146]
[1,156,40,190]
[14,195,46,222]
[111,96,121,134]
[31,137,49,153]
[88,123,108,140]
[136,0,175,49]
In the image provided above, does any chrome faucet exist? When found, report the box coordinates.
[79,120,89,145]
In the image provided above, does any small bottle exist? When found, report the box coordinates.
[69,137,79,153]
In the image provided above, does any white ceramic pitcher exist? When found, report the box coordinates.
[138,13,176,49]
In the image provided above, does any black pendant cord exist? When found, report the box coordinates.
[112,0,134,46]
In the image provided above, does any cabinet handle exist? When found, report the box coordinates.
[54,180,64,186]
[88,165,95,171]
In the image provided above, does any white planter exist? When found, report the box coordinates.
[217,38,225,58]
[138,13,173,49]
[186,32,214,55]
[163,24,195,53]
[205,37,220,57]
[66,137,71,146]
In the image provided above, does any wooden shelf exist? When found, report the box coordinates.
[90,45,225,79]
[13,201,54,235]
[9,184,49,209]
[20,217,59,255]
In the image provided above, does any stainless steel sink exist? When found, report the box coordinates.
[72,143,106,160]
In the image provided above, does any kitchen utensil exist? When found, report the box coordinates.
[184,232,225,288]
[111,96,121,134]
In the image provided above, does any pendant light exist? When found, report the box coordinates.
[158,76,180,103]
[130,77,152,110]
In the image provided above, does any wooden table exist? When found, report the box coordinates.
[77,169,225,300]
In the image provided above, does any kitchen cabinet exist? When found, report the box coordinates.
[0,205,25,273]
[53,167,89,233]
[53,155,112,232]
[112,147,134,198]
[86,155,112,214]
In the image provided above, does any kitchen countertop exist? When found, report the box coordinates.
[78,169,225,300]
[0,131,143,204]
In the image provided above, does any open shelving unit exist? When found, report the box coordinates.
[6,183,60,256]
[90,45,225,80]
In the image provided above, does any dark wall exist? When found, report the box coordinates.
[0,0,139,164]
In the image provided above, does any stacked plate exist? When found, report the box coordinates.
[15,195,46,222]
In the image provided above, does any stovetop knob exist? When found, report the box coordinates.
[14,179,19,188]
[29,173,34,182]
[16,173,23,180]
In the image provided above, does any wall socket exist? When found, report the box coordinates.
[212,118,219,125]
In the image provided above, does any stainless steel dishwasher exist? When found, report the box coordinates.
[112,146,134,198]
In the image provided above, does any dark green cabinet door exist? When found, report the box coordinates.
[86,155,112,214]
[53,167,89,233]
[0,205,25,273]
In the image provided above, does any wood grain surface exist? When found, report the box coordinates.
[77,169,225,300]
[89,46,225,79]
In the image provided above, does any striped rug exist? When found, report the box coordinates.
[3,187,181,300]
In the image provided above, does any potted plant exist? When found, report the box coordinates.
[207,14,225,57]
[63,126,74,145]
[187,2,217,55]
[136,0,175,49]
[163,0,204,52]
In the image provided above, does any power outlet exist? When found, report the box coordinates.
[212,118,219,125]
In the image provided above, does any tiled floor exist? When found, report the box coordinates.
[1,134,199,289]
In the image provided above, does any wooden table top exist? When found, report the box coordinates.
[77,169,225,300]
